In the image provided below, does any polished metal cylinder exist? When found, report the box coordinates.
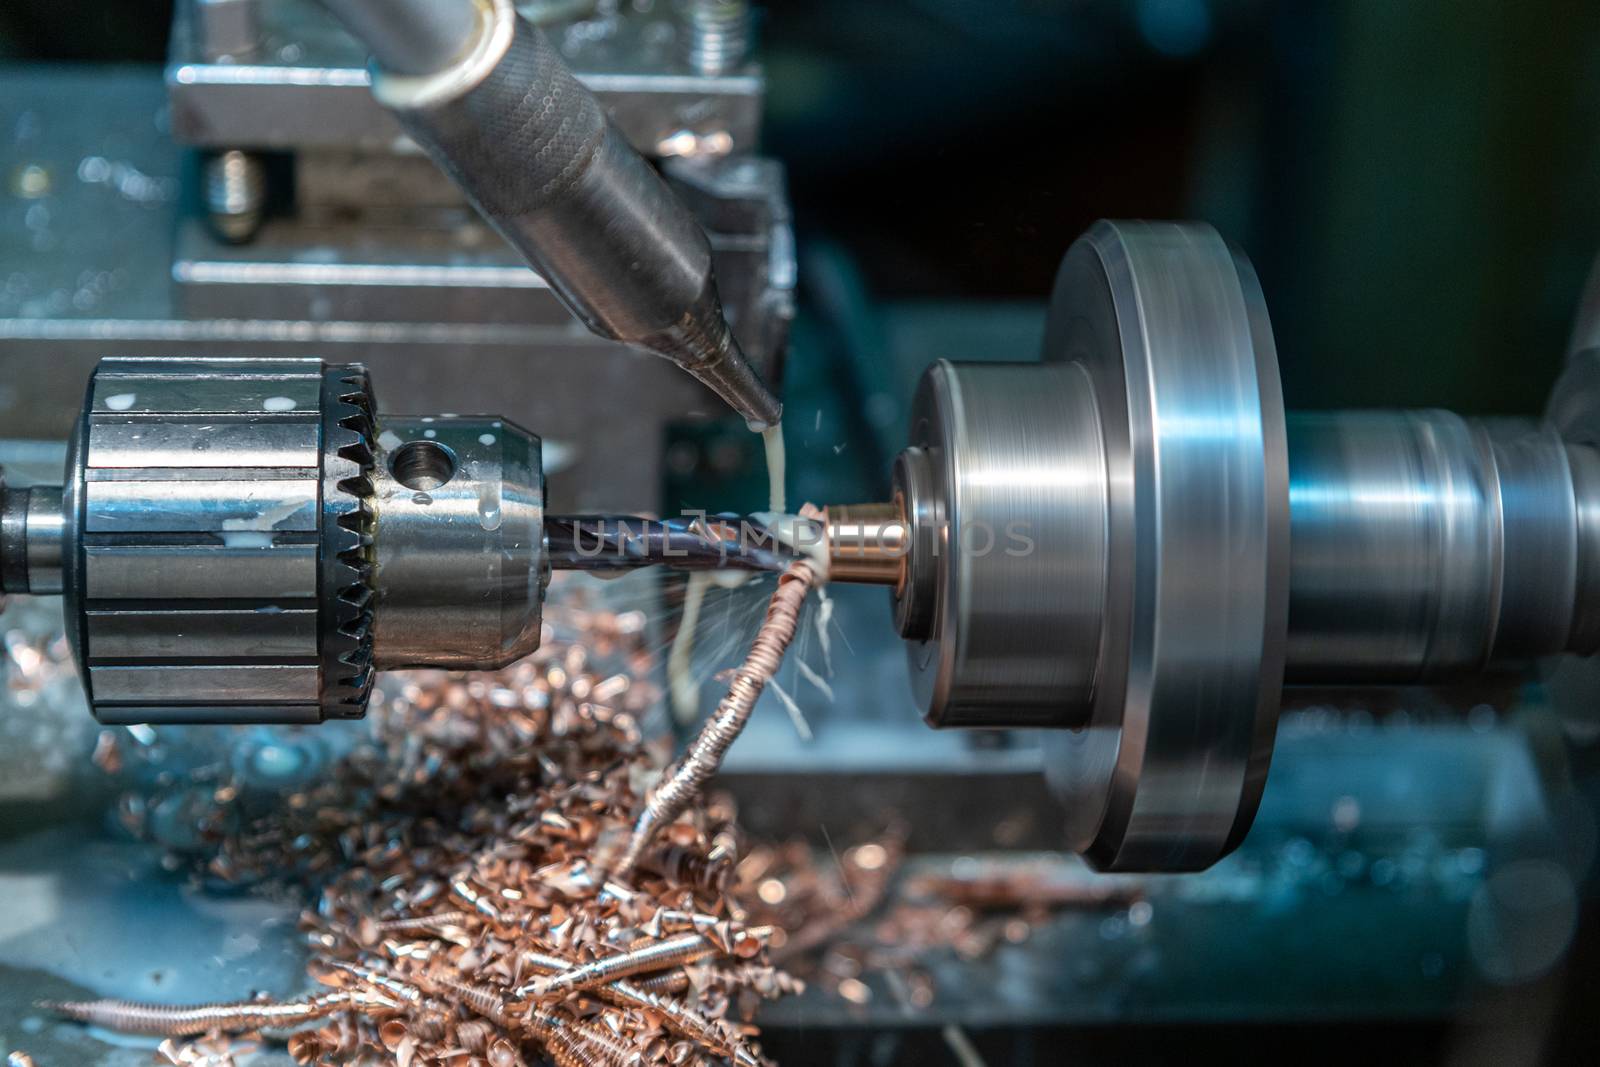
[22,486,64,595]
[2,483,90,596]
[883,398,1600,701]
[886,392,1600,695]
[41,358,560,723]
[1285,412,1594,681]
[899,359,1111,730]
[823,501,909,587]
[0,479,27,595]
[1491,422,1583,658]
[1566,441,1600,653]
[890,223,1291,874]
[891,446,942,643]
[34,358,559,723]
[319,0,480,76]
[1286,411,1496,681]
[62,359,374,725]
[369,417,546,669]
[831,220,1600,873]
[369,0,780,428]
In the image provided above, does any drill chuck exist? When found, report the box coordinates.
[0,358,802,725]
[0,358,548,725]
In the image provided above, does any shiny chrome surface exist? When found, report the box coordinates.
[1484,422,1582,658]
[84,419,320,469]
[0,476,25,595]
[90,663,320,705]
[11,358,560,722]
[1037,221,1288,873]
[1541,324,1600,730]
[369,416,546,669]
[1288,411,1600,681]
[69,359,332,724]
[82,543,317,599]
[318,0,481,77]
[890,446,942,642]
[368,0,781,428]
[0,480,57,595]
[85,606,316,658]
[861,222,1600,872]
[90,369,323,414]
[902,360,1109,731]
[879,222,1290,872]
[84,478,320,534]
[1566,441,1600,653]
[0,357,571,724]
[22,486,65,594]
[1285,411,1500,680]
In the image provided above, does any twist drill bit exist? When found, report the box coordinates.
[545,515,798,576]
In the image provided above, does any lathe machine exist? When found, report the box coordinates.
[9,217,1600,877]
[3,0,1599,1063]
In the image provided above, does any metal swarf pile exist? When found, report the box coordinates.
[49,590,808,1067]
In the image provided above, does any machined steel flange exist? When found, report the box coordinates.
[1036,222,1289,872]
[875,221,1600,873]
[889,221,1291,872]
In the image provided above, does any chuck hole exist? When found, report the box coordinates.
[391,440,456,490]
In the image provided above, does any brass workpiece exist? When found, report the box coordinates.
[822,500,911,588]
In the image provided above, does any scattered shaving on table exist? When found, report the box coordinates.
[51,590,810,1066]
[736,837,1145,1011]
[38,565,1145,1063]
